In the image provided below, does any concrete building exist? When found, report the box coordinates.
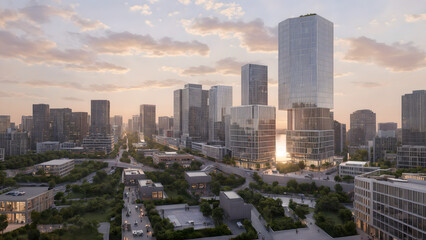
[50,108,72,143]
[338,161,379,177]
[0,187,54,224]
[152,152,194,167]
[21,116,33,133]
[402,90,426,146]
[334,120,346,154]
[279,15,334,167]
[36,141,60,153]
[82,134,114,153]
[132,115,140,133]
[373,136,397,161]
[123,168,146,186]
[0,131,30,156]
[137,179,164,200]
[208,85,232,143]
[0,115,10,133]
[184,171,211,196]
[219,191,251,220]
[354,169,426,240]
[70,112,88,144]
[173,89,183,138]
[377,122,397,138]
[83,100,113,152]
[349,109,376,146]
[36,159,75,177]
[158,116,172,136]
[32,104,50,147]
[241,64,268,106]
[397,145,426,168]
[140,104,156,140]
[230,105,276,169]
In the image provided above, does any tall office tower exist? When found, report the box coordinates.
[278,14,334,166]
[111,115,123,139]
[175,84,209,141]
[0,131,30,156]
[349,109,376,146]
[241,64,268,105]
[402,90,426,146]
[173,89,183,138]
[334,120,346,154]
[354,169,426,240]
[374,122,397,161]
[209,85,233,143]
[90,100,110,135]
[230,105,276,169]
[0,116,10,133]
[127,119,133,132]
[111,115,123,127]
[32,104,50,147]
[140,104,156,139]
[132,115,140,133]
[70,112,88,144]
[158,116,171,135]
[377,122,397,138]
[50,108,72,143]
[21,116,33,132]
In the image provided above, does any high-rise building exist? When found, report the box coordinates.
[70,112,88,144]
[90,100,110,136]
[32,104,50,147]
[377,122,397,138]
[173,89,183,138]
[349,109,376,146]
[230,105,276,169]
[402,90,426,146]
[0,116,10,133]
[50,108,72,143]
[21,116,33,133]
[111,115,123,127]
[334,120,346,154]
[127,119,133,132]
[158,116,171,136]
[354,169,426,240]
[209,85,233,143]
[0,131,30,156]
[132,115,140,133]
[278,14,334,166]
[397,145,426,168]
[374,137,397,162]
[111,115,123,141]
[140,105,156,140]
[241,64,268,105]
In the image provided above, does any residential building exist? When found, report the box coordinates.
[152,152,194,167]
[402,90,426,146]
[137,179,164,200]
[21,116,33,133]
[132,115,140,133]
[349,109,376,146]
[82,134,114,153]
[50,108,72,143]
[32,104,50,147]
[140,104,156,139]
[338,161,379,177]
[278,14,334,167]
[220,191,251,220]
[123,168,146,186]
[0,115,10,133]
[70,112,88,144]
[208,85,232,143]
[0,187,54,224]
[36,141,60,153]
[334,120,346,154]
[184,171,211,196]
[111,115,123,141]
[158,116,171,136]
[35,159,75,177]
[230,105,276,169]
[354,169,426,240]
[90,100,110,135]
[0,131,30,156]
[373,136,397,161]
[241,64,268,105]
[397,145,426,168]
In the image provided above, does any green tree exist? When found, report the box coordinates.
[212,207,224,225]
[298,161,306,170]
[334,184,343,193]
[334,175,342,182]
[0,214,7,234]
[48,179,56,189]
[200,201,212,217]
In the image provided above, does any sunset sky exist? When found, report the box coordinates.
[0,0,425,129]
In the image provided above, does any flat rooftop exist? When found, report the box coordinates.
[0,187,50,201]
[38,159,74,166]
[185,171,208,177]
[138,179,163,188]
[223,191,241,200]
[341,161,367,166]
[124,168,144,175]
[359,169,426,192]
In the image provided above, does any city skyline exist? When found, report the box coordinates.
[1,0,426,129]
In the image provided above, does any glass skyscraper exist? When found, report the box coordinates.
[402,90,426,146]
[208,85,233,143]
[349,109,377,146]
[278,14,334,166]
[241,64,268,106]
[32,104,50,147]
[140,104,156,140]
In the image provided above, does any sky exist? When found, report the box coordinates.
[0,0,425,129]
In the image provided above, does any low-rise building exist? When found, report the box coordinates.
[123,168,145,186]
[153,152,194,167]
[35,159,75,177]
[82,134,114,153]
[397,145,426,168]
[136,148,159,157]
[184,171,211,196]
[36,141,60,153]
[138,179,164,200]
[219,191,251,220]
[0,187,54,224]
[338,161,379,177]
[191,142,228,161]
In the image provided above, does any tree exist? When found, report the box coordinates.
[298,161,306,170]
[334,184,343,193]
[212,207,224,225]
[310,164,316,170]
[48,179,56,189]
[334,175,342,182]
[0,214,7,234]
[338,208,353,222]
[200,201,212,217]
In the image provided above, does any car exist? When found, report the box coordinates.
[304,175,313,179]
[135,205,138,210]
[134,220,138,225]
[137,230,144,236]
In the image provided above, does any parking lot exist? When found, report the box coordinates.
[155,204,214,230]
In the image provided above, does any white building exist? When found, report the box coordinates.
[36,159,75,177]
[338,161,379,177]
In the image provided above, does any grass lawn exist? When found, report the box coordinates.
[321,211,343,225]
[80,207,113,222]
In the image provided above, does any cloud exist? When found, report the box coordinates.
[344,36,426,72]
[129,4,152,15]
[334,72,353,78]
[352,81,383,88]
[405,13,426,22]
[84,31,209,56]
[178,0,191,5]
[194,0,244,19]
[0,90,45,99]
[162,57,248,76]
[145,20,154,27]
[148,0,159,4]
[183,17,277,52]
[71,15,108,31]
[62,96,84,101]
[168,11,180,17]
[20,4,74,23]
[0,9,20,27]
[0,30,127,73]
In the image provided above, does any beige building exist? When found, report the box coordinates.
[153,152,194,167]
[36,159,75,177]
[0,187,54,224]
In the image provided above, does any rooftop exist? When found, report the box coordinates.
[124,168,144,175]
[341,161,367,166]
[38,159,74,166]
[0,187,50,201]
[185,171,208,177]
[138,179,163,188]
[358,169,426,192]
[223,191,241,200]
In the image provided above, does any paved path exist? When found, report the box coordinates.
[98,222,110,240]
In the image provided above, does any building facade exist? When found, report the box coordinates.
[230,105,276,169]
[350,109,376,146]
[339,161,379,177]
[21,116,33,133]
[0,131,30,156]
[36,159,75,177]
[374,136,397,161]
[334,120,347,154]
[138,179,164,200]
[158,116,171,136]
[0,115,10,133]
[70,112,89,144]
[208,85,233,143]
[397,145,426,168]
[50,108,72,143]
[219,191,251,220]
[241,64,268,106]
[140,104,156,140]
[32,104,50,147]
[402,90,426,146]
[184,171,211,196]
[90,100,111,136]
[123,169,146,186]
[36,141,60,153]
[152,152,194,167]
